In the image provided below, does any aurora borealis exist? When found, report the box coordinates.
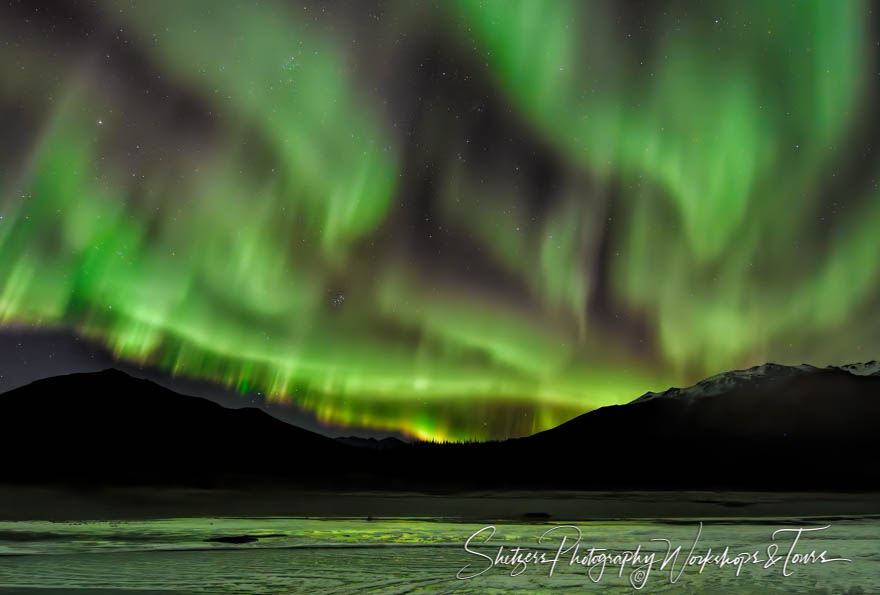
[1,1,879,441]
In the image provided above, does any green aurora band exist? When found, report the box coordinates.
[1,0,879,440]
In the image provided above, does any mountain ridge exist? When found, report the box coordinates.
[0,368,360,487]
[631,360,879,404]
[1,363,878,489]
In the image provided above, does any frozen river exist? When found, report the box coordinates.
[0,515,876,593]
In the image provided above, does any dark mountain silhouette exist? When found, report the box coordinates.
[0,369,361,487]
[1,363,878,490]
[514,362,880,489]
[378,362,880,490]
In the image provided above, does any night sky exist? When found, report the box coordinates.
[1,0,879,441]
